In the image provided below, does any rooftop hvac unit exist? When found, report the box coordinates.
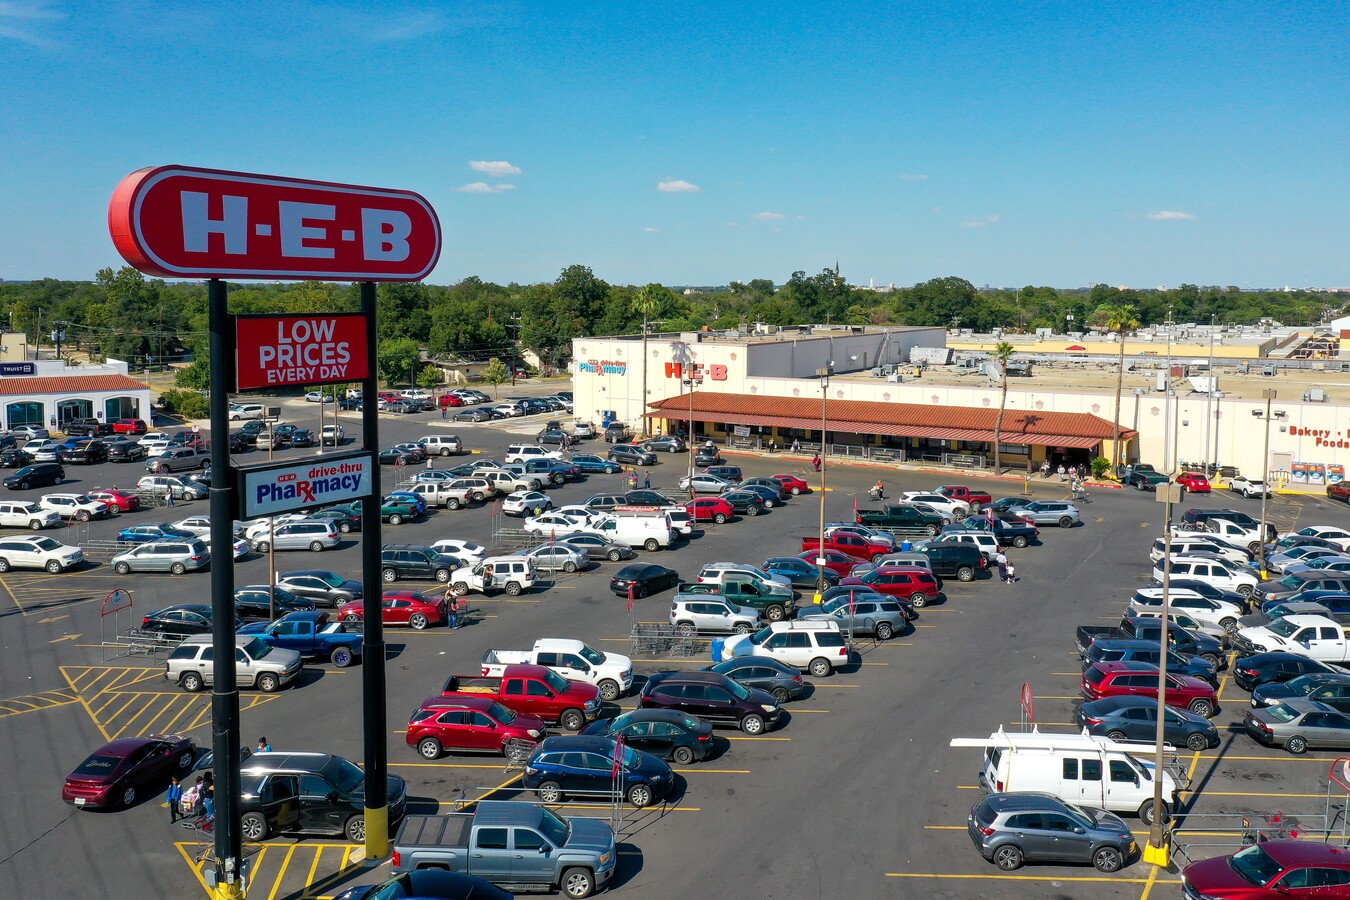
[1304,388,1327,402]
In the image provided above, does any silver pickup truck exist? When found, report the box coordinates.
[392,802,615,898]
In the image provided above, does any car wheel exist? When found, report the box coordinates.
[606,549,622,562]
[1136,481,1145,491]
[766,604,785,621]
[330,647,353,667]
[909,592,928,608]
[560,868,596,900]
[562,560,578,574]
[605,466,618,474]
[343,614,362,623]
[180,672,204,693]
[598,679,620,702]
[560,708,584,731]
[114,561,131,575]
[254,541,271,553]
[925,524,938,537]
[76,509,91,522]
[338,522,352,533]
[504,581,522,596]
[446,498,461,510]
[1220,617,1238,633]
[28,519,43,530]
[876,622,895,640]
[18,480,29,489]
[1247,542,1262,555]
[956,566,974,582]
[440,448,451,456]
[382,568,398,582]
[552,474,564,485]
[675,622,695,637]
[993,844,1023,871]
[627,784,653,808]
[745,506,759,517]
[740,714,765,735]
[257,673,281,693]
[708,512,726,525]
[769,686,791,705]
[537,781,563,804]
[345,816,366,843]
[170,562,186,575]
[1139,799,1170,825]
[1287,735,1309,754]
[1106,730,1128,743]
[791,486,802,496]
[644,538,660,552]
[240,811,269,841]
[672,745,695,766]
[1237,584,1254,598]
[1093,846,1124,873]
[1186,733,1210,752]
[1189,699,1214,717]
[471,492,484,502]
[808,657,831,677]
[409,613,429,630]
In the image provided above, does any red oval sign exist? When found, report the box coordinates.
[108,165,441,281]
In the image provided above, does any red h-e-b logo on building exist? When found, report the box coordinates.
[665,362,727,381]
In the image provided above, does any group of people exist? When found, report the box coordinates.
[1040,461,1088,482]
[167,737,273,823]
[993,550,1018,585]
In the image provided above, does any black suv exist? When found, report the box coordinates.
[379,544,460,583]
[66,440,109,465]
[105,438,146,462]
[921,543,988,582]
[3,462,65,490]
[608,444,656,466]
[639,670,782,735]
[0,448,35,468]
[238,751,407,843]
[693,446,721,466]
[536,429,571,446]
[65,417,114,437]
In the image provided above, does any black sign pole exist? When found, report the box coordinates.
[360,281,389,858]
[207,278,244,899]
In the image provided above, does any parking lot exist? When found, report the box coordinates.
[1,388,1348,900]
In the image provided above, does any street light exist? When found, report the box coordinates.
[1144,480,1184,868]
[683,362,702,501]
[814,365,833,605]
[1256,389,1281,578]
[1065,312,1074,333]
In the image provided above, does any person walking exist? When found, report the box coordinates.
[1005,562,1017,585]
[994,550,1008,584]
[165,488,175,508]
[812,455,822,473]
[441,403,448,419]
[445,589,462,630]
[256,737,271,753]
[1056,463,1065,482]
[643,472,651,490]
[166,775,183,823]
[425,456,433,471]
[201,771,215,819]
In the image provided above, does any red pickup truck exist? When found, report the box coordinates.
[937,485,992,510]
[800,533,891,561]
[441,664,601,731]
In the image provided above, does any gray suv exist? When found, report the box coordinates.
[797,595,908,640]
[967,792,1135,872]
[607,444,657,466]
[146,447,209,473]
[111,538,210,575]
[1017,500,1082,528]
[669,597,760,635]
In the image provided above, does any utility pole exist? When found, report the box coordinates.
[1143,481,1183,868]
[1163,307,1174,473]
[1203,314,1216,471]
[641,311,650,437]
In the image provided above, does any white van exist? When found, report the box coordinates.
[950,726,1183,824]
[592,511,676,552]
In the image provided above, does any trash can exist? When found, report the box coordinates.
[711,638,725,663]
[900,540,913,552]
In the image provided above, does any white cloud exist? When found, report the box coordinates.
[960,214,1000,228]
[0,1,63,47]
[644,227,658,233]
[369,11,446,41]
[469,160,521,177]
[1147,210,1196,221]
[657,179,701,193]
[752,211,785,221]
[454,182,515,194]
[897,173,929,181]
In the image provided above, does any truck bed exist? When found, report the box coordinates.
[397,813,473,850]
[1075,625,1121,656]
[442,674,502,694]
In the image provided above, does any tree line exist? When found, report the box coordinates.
[1,266,1339,378]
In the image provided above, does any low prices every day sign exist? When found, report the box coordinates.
[239,453,374,518]
[236,313,369,390]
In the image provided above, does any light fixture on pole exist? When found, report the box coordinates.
[1143,480,1184,868]
[814,364,833,605]
[682,349,702,501]
[1256,389,1280,578]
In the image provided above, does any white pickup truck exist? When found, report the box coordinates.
[1232,614,1350,663]
[481,638,634,701]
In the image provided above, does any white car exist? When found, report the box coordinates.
[400,389,431,400]
[502,490,553,517]
[430,539,488,565]
[1150,554,1259,598]
[897,491,970,520]
[1228,475,1271,499]
[553,504,604,524]
[1296,526,1350,553]
[697,562,793,588]
[228,403,265,420]
[139,437,172,457]
[523,512,590,537]
[39,493,110,522]
[679,474,732,494]
[203,532,251,560]
[24,439,64,461]
[244,514,312,541]
[304,391,334,403]
[1128,588,1246,633]
[0,500,61,530]
[520,543,589,573]
[172,516,244,538]
[0,534,85,573]
[492,404,524,418]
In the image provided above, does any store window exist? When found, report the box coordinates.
[56,398,93,426]
[998,443,1032,455]
[104,396,140,420]
[5,400,43,429]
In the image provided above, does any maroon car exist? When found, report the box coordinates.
[1181,840,1350,898]
[840,566,941,607]
[62,733,197,809]
[406,695,547,759]
[798,549,868,579]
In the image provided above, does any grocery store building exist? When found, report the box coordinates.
[0,358,153,432]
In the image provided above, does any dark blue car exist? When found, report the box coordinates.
[522,734,674,808]
[570,454,622,475]
[762,556,840,589]
[118,523,195,543]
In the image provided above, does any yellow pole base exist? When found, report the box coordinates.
[364,805,390,860]
[211,882,245,900]
[1142,839,1171,868]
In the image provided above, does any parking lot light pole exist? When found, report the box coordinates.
[1145,481,1183,868]
[684,369,701,501]
[815,366,833,605]
[1258,389,1277,579]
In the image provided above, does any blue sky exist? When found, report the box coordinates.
[1,1,1346,289]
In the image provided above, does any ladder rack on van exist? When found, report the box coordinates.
[950,726,1189,790]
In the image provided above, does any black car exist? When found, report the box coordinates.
[609,563,681,598]
[233,586,316,622]
[66,440,109,465]
[639,670,781,734]
[310,507,361,533]
[1234,651,1346,692]
[288,428,315,448]
[105,438,147,461]
[741,478,789,501]
[338,397,364,411]
[1251,672,1350,709]
[276,570,364,607]
[140,603,244,638]
[1075,696,1220,751]
[536,429,572,446]
[693,446,721,466]
[921,543,989,583]
[334,871,511,900]
[580,708,715,764]
[642,435,686,454]
[0,434,14,451]
[721,490,767,517]
[452,408,492,423]
[704,657,807,704]
[236,420,266,443]
[3,463,65,490]
[0,447,35,468]
[521,734,673,807]
[762,556,840,589]
[737,484,783,508]
[378,448,417,466]
[238,751,407,843]
[623,490,679,508]
[380,544,460,583]
[608,444,657,466]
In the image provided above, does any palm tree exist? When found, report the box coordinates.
[1103,304,1141,475]
[991,341,1016,473]
[633,284,664,436]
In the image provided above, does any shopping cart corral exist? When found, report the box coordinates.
[628,622,708,658]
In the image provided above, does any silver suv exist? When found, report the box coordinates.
[669,597,760,635]
[164,634,302,693]
[253,520,341,553]
[111,539,210,575]
[797,595,908,641]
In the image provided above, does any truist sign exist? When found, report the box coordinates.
[108,165,441,281]
[235,313,369,390]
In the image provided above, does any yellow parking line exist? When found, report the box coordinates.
[160,697,203,735]
[268,844,298,900]
[174,842,212,893]
[1181,789,1328,798]
[1139,864,1162,900]
[303,846,355,900]
[304,847,326,898]
[860,662,889,667]
[113,695,169,739]
[886,873,1178,884]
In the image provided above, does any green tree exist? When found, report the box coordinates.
[991,341,1016,473]
[482,357,509,398]
[174,358,211,391]
[376,337,423,388]
[417,364,442,390]
[1100,304,1141,472]
[157,389,209,420]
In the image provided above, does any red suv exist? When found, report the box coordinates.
[406,695,547,759]
[839,566,941,607]
[1176,472,1212,493]
[686,497,734,524]
[112,418,148,435]
[1081,660,1218,717]
[338,590,446,630]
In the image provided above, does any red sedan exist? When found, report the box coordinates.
[112,418,148,435]
[406,695,547,759]
[686,497,734,524]
[62,733,197,809]
[338,590,446,630]
[437,393,464,408]
[86,488,141,514]
[1177,471,1212,493]
[840,566,941,606]
[1181,840,1350,898]
[771,474,810,495]
[798,549,868,578]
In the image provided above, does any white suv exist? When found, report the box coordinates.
[505,444,561,465]
[897,492,970,520]
[721,620,850,677]
[697,562,792,588]
[418,435,463,456]
[229,403,265,420]
[0,500,61,530]
[1151,554,1258,598]
[0,535,85,573]
[39,493,111,522]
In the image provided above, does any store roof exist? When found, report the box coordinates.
[646,391,1133,449]
[0,374,150,395]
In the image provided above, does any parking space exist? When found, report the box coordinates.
[4,395,1349,899]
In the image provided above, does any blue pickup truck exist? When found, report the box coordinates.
[238,610,363,667]
[392,801,616,898]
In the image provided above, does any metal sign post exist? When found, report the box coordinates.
[1144,482,1183,868]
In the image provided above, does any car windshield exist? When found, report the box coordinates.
[323,756,366,794]
[1228,844,1283,886]
[1265,703,1299,723]
[619,745,643,769]
[72,754,122,777]
[488,702,517,724]
[1276,575,1305,589]
[578,644,605,665]
[314,572,344,587]
[241,638,272,660]
[748,626,774,646]
[1267,619,1300,638]
[538,805,571,846]
[30,537,61,551]
[543,669,569,694]
[1285,675,1323,692]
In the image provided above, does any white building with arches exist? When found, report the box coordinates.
[0,358,153,432]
